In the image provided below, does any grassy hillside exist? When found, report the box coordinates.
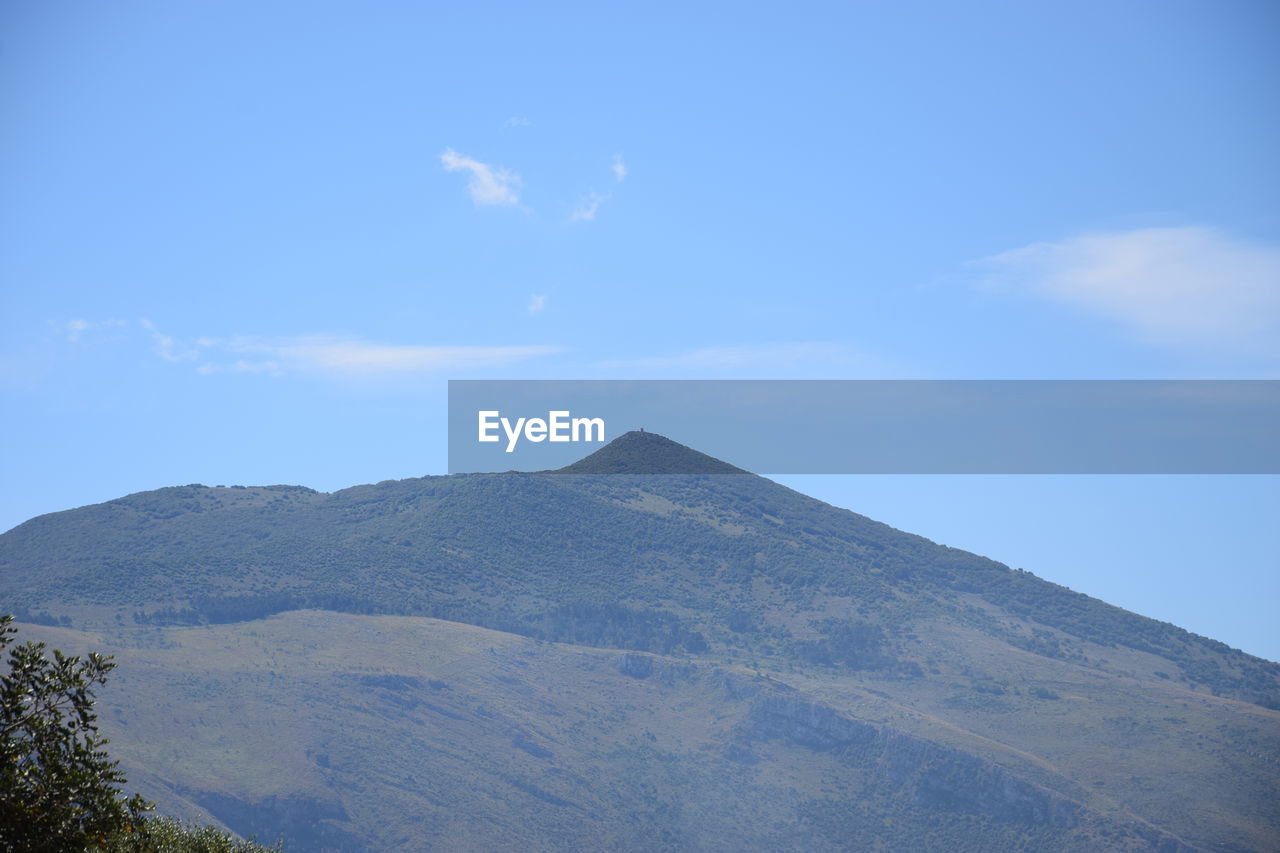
[3,435,1274,709]
[3,432,1278,850]
[23,613,1276,852]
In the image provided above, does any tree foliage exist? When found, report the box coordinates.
[94,815,281,852]
[0,613,149,849]
[0,615,280,851]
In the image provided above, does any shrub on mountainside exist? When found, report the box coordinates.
[0,615,279,852]
[1,606,71,628]
[94,815,280,852]
[790,619,899,671]
[0,614,149,850]
[513,602,710,654]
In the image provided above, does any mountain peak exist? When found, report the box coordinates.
[555,430,748,474]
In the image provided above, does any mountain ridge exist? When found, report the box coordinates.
[3,432,1278,851]
[553,429,750,474]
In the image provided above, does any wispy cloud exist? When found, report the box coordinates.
[198,336,562,376]
[504,116,532,128]
[63,319,565,377]
[64,318,126,342]
[139,318,197,362]
[598,343,893,376]
[440,148,521,206]
[66,318,93,342]
[196,359,283,377]
[611,154,628,183]
[974,226,1280,355]
[528,294,547,315]
[569,192,608,223]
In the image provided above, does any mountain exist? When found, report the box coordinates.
[3,432,1278,851]
[554,429,748,474]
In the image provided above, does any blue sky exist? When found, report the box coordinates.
[2,1,1277,658]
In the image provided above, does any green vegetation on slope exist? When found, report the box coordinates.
[24,613,1252,853]
[1,615,277,852]
[3,457,1273,707]
[2,433,1278,850]
[95,815,280,852]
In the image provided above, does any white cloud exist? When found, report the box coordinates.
[569,192,608,223]
[611,154,627,182]
[440,148,521,206]
[196,360,283,377]
[505,116,532,128]
[598,343,893,376]
[212,336,563,376]
[67,320,560,377]
[66,319,90,341]
[64,318,126,342]
[528,294,547,315]
[975,226,1280,354]
[138,318,197,362]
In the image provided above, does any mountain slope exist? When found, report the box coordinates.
[20,613,1250,852]
[3,432,1278,850]
[555,429,748,474]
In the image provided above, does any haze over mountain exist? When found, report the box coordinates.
[3,432,1278,851]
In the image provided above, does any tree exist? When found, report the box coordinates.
[0,615,282,851]
[97,814,282,852]
[0,613,150,850]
